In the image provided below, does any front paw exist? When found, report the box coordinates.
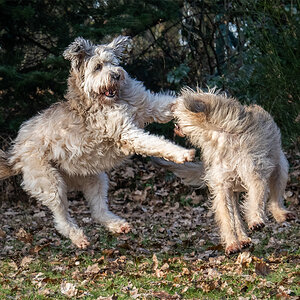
[171,149,195,164]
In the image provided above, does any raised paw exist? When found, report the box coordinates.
[184,149,195,162]
[172,149,195,164]
[249,222,265,231]
[225,242,241,255]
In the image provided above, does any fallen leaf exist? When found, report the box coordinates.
[152,253,159,271]
[20,256,34,268]
[96,296,117,300]
[85,263,100,275]
[61,282,78,298]
[181,267,190,275]
[161,263,169,271]
[255,262,271,276]
[8,261,18,271]
[38,288,52,296]
[29,243,50,254]
[15,228,33,243]
[0,228,6,238]
[236,251,252,266]
[102,249,115,257]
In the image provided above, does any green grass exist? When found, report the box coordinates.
[1,226,299,299]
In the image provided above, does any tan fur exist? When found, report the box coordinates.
[0,36,194,248]
[172,88,294,254]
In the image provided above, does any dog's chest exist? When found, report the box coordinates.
[59,139,126,175]
[58,110,133,175]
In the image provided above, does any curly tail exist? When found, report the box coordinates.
[152,157,205,188]
[0,150,16,180]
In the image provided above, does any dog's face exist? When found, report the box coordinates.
[64,36,130,104]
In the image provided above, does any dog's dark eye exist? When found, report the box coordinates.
[94,64,102,71]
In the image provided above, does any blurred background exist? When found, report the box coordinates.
[0,0,299,146]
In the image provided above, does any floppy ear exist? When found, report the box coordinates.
[106,35,131,59]
[63,37,94,69]
[184,97,207,114]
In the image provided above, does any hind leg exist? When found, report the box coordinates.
[243,176,268,231]
[69,173,131,234]
[232,192,251,249]
[268,152,295,223]
[22,161,89,248]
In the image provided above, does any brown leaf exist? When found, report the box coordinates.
[255,262,271,276]
[38,288,52,296]
[29,243,50,254]
[85,263,100,275]
[0,228,6,238]
[15,228,33,244]
[96,296,117,300]
[152,254,159,271]
[161,263,169,271]
[102,249,115,257]
[20,256,34,268]
[236,251,252,266]
[181,267,190,275]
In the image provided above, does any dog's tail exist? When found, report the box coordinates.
[0,150,16,180]
[152,157,205,187]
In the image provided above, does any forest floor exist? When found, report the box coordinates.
[0,151,299,299]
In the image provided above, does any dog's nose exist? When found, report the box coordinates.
[111,72,120,80]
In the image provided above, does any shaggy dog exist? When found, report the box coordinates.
[158,88,294,254]
[0,36,195,248]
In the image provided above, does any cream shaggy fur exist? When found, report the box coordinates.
[0,36,195,248]
[161,88,294,254]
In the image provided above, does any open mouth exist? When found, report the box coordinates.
[103,89,117,98]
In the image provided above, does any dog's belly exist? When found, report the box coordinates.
[58,146,127,176]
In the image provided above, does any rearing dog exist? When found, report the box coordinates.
[0,36,195,248]
[169,88,294,254]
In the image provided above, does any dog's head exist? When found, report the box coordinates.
[64,36,131,105]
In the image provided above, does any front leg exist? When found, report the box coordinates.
[122,77,176,124]
[120,126,195,164]
[143,91,176,124]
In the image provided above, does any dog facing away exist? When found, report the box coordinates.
[159,88,294,254]
[0,36,195,248]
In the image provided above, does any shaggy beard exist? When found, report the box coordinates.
[87,82,121,105]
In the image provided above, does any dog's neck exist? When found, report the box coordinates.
[65,71,103,117]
